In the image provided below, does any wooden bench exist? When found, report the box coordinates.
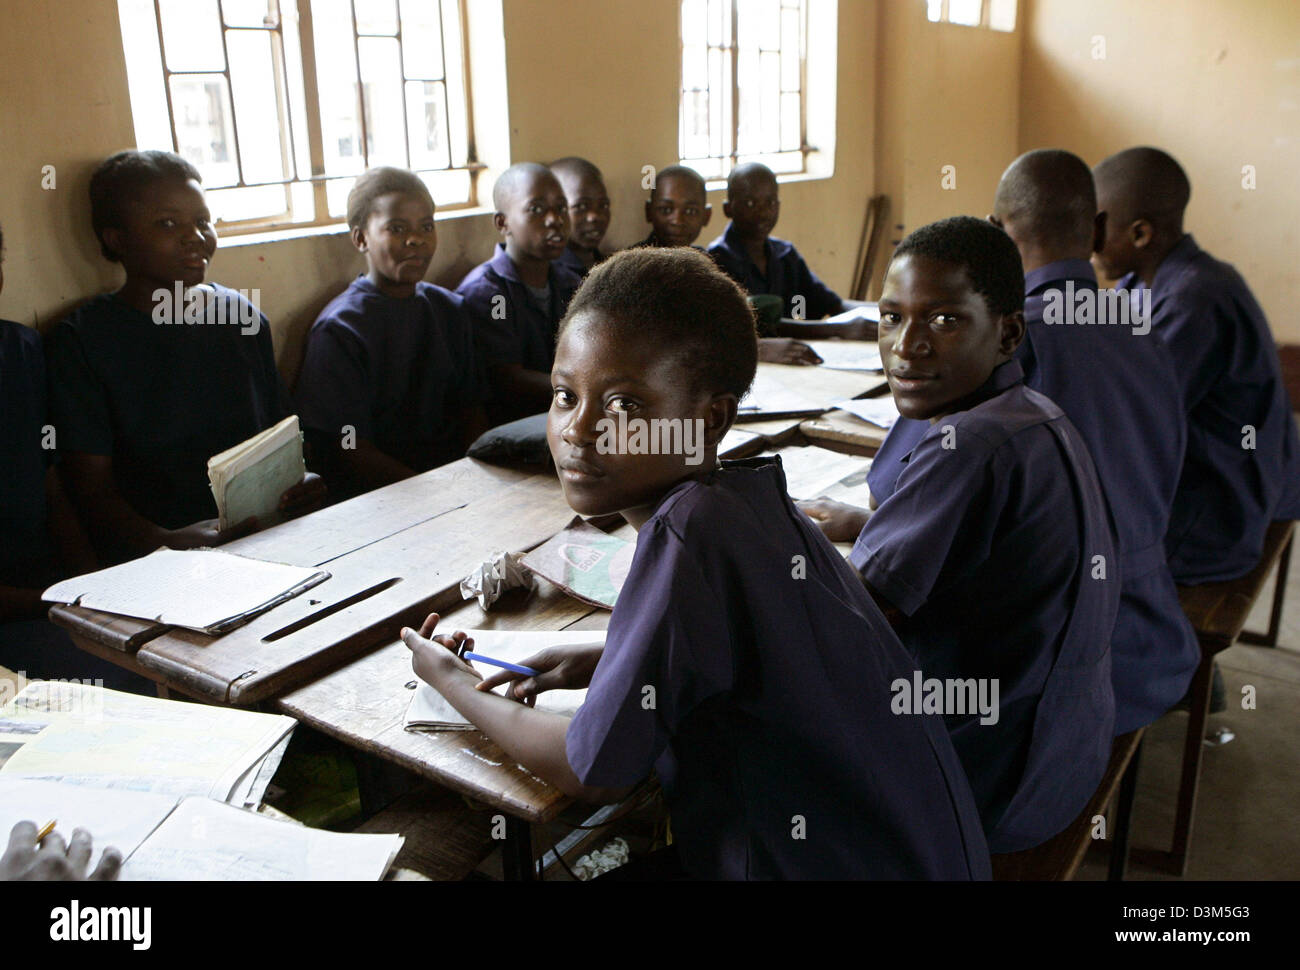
[1133,518,1296,876]
[991,728,1145,881]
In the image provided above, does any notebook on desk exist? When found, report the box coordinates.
[405,629,605,731]
[42,548,329,635]
[0,778,402,881]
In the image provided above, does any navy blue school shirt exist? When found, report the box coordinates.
[851,359,1118,854]
[556,243,604,279]
[455,244,581,423]
[1122,234,1300,583]
[869,262,1198,734]
[707,222,844,319]
[566,457,991,881]
[0,321,60,587]
[44,285,290,540]
[295,276,483,482]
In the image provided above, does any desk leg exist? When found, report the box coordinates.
[502,816,536,882]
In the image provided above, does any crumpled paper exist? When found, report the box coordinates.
[572,837,630,880]
[459,551,533,609]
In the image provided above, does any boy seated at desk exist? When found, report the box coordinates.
[456,163,583,427]
[0,223,148,692]
[855,150,1199,737]
[801,216,1119,854]
[550,157,610,278]
[403,248,990,881]
[295,167,487,500]
[44,150,324,567]
[1093,147,1300,585]
[636,164,712,251]
[639,164,822,367]
[707,162,876,342]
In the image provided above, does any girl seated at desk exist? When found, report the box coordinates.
[402,248,989,881]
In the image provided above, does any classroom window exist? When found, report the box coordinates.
[116,0,481,234]
[926,0,1017,32]
[679,0,810,180]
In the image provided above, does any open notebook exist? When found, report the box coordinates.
[406,629,606,731]
[0,779,401,881]
[0,681,294,807]
[42,548,329,635]
[208,414,305,531]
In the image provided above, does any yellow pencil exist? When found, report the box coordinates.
[35,819,56,845]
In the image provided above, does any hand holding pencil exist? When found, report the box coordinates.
[0,820,122,881]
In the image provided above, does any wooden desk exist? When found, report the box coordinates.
[798,410,891,456]
[49,459,575,705]
[277,564,619,880]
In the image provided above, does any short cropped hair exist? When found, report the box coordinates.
[89,150,202,262]
[726,161,776,199]
[1093,146,1191,232]
[346,167,434,230]
[549,156,604,184]
[560,247,758,398]
[653,164,707,198]
[892,216,1024,317]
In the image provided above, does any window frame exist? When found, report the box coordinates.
[678,0,813,180]
[128,0,484,237]
[926,0,1017,32]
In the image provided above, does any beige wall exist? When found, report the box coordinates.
[0,0,877,384]
[870,0,1022,295]
[1020,0,1300,343]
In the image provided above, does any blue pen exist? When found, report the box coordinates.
[461,651,540,677]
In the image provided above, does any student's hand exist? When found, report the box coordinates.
[279,472,327,519]
[798,497,871,543]
[167,516,260,549]
[401,613,483,688]
[0,822,122,881]
[475,643,605,704]
[759,338,823,366]
[837,319,878,341]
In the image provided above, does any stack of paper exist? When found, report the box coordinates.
[42,548,329,635]
[833,395,902,430]
[825,304,881,324]
[807,343,883,372]
[762,447,873,501]
[208,415,306,531]
[121,797,402,881]
[738,370,827,417]
[0,681,295,807]
[406,629,605,731]
[0,779,402,881]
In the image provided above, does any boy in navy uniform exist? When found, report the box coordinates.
[637,165,712,250]
[404,248,989,880]
[806,217,1118,853]
[45,151,323,566]
[1094,146,1300,584]
[457,163,582,426]
[549,157,610,277]
[296,167,486,500]
[708,163,876,353]
[707,162,845,320]
[830,151,1199,735]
